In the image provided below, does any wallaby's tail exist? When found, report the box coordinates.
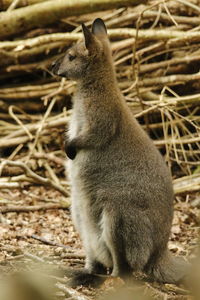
[147,251,189,284]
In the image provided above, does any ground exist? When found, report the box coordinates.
[0,185,199,300]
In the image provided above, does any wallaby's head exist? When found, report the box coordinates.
[52,18,112,80]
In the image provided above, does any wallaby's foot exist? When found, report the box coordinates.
[66,269,133,288]
[111,266,134,287]
[109,259,133,287]
[61,267,107,287]
[68,270,106,288]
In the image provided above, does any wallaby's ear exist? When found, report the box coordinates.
[92,18,107,37]
[82,23,95,50]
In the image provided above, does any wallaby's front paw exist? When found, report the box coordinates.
[65,140,77,160]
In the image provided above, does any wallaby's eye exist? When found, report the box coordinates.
[69,54,76,61]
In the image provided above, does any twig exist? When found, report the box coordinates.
[154,135,200,146]
[173,173,200,194]
[7,0,21,11]
[139,72,200,87]
[163,1,178,27]
[0,182,24,189]
[0,203,69,213]
[107,7,200,27]
[1,0,49,10]
[27,96,57,160]
[61,253,85,259]
[33,153,65,166]
[0,254,24,262]
[140,54,200,74]
[30,234,71,249]
[5,115,68,140]
[56,282,92,300]
[8,105,33,140]
[0,160,69,197]
[24,252,45,263]
[0,136,33,148]
[176,0,200,14]
[2,28,200,50]
[0,0,143,38]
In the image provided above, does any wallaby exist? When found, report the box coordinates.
[52,18,188,287]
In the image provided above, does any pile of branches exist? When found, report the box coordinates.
[0,0,200,198]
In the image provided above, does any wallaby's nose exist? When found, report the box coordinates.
[51,58,66,77]
[57,69,66,77]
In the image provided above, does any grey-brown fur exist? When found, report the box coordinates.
[52,18,187,286]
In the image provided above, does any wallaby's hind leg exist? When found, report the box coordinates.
[102,210,153,280]
[85,248,107,274]
[101,211,132,279]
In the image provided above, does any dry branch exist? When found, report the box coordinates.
[0,203,69,213]
[56,282,92,300]
[23,252,45,263]
[3,28,200,50]
[0,116,68,148]
[0,81,75,99]
[154,135,200,147]
[0,0,145,39]
[173,174,200,194]
[0,182,23,188]
[30,234,71,248]
[33,153,64,166]
[0,0,50,10]
[0,160,68,196]
[107,9,200,27]
[140,55,200,74]
[140,72,200,87]
[0,135,33,148]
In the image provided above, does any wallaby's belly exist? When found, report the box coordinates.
[67,156,113,268]
[67,141,173,219]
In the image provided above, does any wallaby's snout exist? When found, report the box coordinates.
[51,55,66,77]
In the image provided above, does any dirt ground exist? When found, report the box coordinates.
[0,183,199,300]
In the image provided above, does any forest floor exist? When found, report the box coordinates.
[0,184,199,300]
